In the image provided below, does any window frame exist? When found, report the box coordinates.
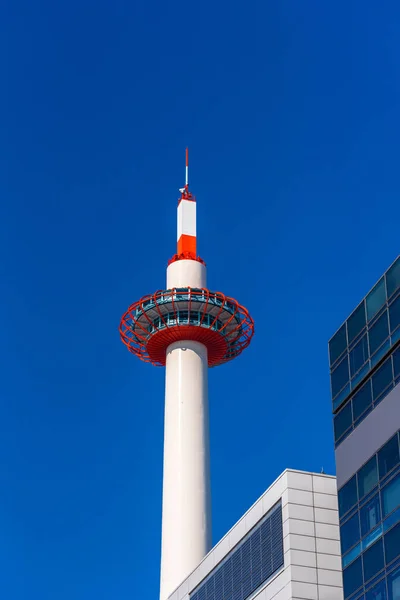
[368,311,390,357]
[362,538,385,583]
[372,357,394,404]
[378,435,400,481]
[331,354,351,400]
[366,277,387,322]
[348,302,367,345]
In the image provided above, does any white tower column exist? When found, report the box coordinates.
[160,260,211,600]
[160,340,211,600]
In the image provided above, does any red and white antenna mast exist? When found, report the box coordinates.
[176,147,197,261]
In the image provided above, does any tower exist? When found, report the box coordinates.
[119,150,255,600]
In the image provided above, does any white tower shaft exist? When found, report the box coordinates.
[160,260,211,600]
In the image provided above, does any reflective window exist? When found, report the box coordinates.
[352,362,371,389]
[362,538,384,582]
[362,524,383,550]
[334,402,353,443]
[378,435,400,480]
[339,476,358,517]
[387,565,400,600]
[332,356,350,398]
[390,296,400,334]
[358,456,378,499]
[394,348,400,381]
[330,324,347,365]
[343,542,362,568]
[353,382,373,422]
[341,512,360,554]
[360,494,381,537]
[333,384,351,413]
[382,473,400,517]
[372,358,393,403]
[386,257,400,299]
[367,277,387,321]
[384,522,400,564]
[369,312,389,356]
[384,506,400,532]
[348,302,367,344]
[366,579,387,600]
[350,335,369,376]
[343,556,363,598]
[371,339,391,369]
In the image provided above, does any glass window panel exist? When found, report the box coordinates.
[371,340,391,369]
[366,578,387,600]
[330,324,347,365]
[363,539,384,582]
[385,522,400,564]
[388,565,400,600]
[343,556,363,599]
[332,356,350,398]
[372,358,393,403]
[362,524,383,550]
[392,327,400,346]
[379,436,400,480]
[350,335,369,376]
[353,381,373,422]
[343,543,362,568]
[358,456,378,499]
[341,512,361,554]
[366,584,385,600]
[333,383,351,412]
[382,473,400,517]
[394,348,400,380]
[367,278,387,321]
[339,476,358,517]
[369,312,389,356]
[334,402,353,443]
[389,296,400,334]
[387,257,400,299]
[384,506,400,532]
[352,362,371,390]
[348,303,367,344]
[360,494,381,537]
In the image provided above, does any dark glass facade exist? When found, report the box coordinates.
[329,256,400,413]
[334,346,400,447]
[190,502,283,600]
[339,432,400,568]
[330,256,400,600]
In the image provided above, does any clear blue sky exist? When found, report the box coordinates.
[2,1,400,598]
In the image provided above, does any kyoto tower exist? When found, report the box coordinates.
[119,150,254,600]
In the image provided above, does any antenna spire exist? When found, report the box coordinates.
[185,147,189,189]
[179,148,191,198]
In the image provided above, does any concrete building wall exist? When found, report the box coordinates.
[284,471,342,600]
[167,470,343,600]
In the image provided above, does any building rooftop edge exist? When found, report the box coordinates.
[328,253,400,343]
[168,468,336,599]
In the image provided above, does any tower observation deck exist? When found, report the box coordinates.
[119,150,254,600]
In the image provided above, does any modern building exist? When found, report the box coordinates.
[329,255,400,600]
[119,151,254,600]
[167,469,343,600]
